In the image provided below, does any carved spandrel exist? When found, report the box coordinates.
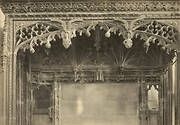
[16,22,60,53]
[15,21,43,32]
[141,22,171,40]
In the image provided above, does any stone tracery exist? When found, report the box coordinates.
[0,1,180,125]
[15,18,178,55]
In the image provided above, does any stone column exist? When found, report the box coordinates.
[176,52,180,125]
[0,69,4,125]
[0,26,4,125]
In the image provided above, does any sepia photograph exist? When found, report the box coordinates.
[0,0,180,125]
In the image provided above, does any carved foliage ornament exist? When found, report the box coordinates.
[15,18,179,54]
[1,1,180,13]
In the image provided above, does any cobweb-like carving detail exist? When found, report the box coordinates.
[15,19,179,55]
[15,20,98,53]
[16,22,60,53]
[16,23,59,46]
[134,21,178,53]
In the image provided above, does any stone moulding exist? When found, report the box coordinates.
[0,1,180,13]
[30,66,162,83]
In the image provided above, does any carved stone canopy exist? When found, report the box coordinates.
[28,29,171,83]
[29,22,175,69]
[15,18,179,56]
[1,0,180,75]
[0,2,179,125]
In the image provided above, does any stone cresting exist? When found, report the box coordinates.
[0,1,180,13]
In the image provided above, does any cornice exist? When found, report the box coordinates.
[0,1,180,14]
[30,66,162,83]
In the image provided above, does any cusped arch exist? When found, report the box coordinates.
[15,18,180,57]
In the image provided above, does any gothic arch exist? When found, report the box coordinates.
[15,18,179,57]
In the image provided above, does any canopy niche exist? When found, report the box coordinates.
[0,1,180,125]
[15,18,177,125]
